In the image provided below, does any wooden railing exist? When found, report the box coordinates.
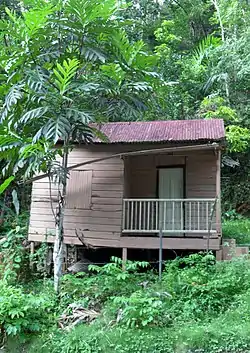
[122,199,217,234]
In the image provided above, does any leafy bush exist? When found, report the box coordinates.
[163,252,250,319]
[0,226,30,283]
[0,280,56,340]
[222,218,250,244]
[110,289,171,328]
[60,257,152,309]
[7,253,250,352]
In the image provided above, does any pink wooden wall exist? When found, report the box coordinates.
[28,144,220,248]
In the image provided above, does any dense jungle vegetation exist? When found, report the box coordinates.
[0,0,250,352]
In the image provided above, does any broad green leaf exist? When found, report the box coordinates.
[0,176,15,195]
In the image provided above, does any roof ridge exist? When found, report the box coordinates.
[94,118,223,125]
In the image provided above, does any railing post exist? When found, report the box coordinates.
[122,199,126,231]
[189,201,192,231]
[197,201,200,231]
[130,201,134,231]
[147,201,150,231]
[181,201,183,231]
[156,200,159,232]
[159,227,163,281]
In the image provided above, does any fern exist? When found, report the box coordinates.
[27,68,49,93]
[111,30,147,70]
[53,58,80,95]
[75,83,100,93]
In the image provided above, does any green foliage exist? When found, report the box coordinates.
[25,254,250,353]
[53,58,80,95]
[223,219,250,245]
[226,125,250,152]
[199,95,238,121]
[60,257,151,308]
[0,226,29,283]
[0,176,15,194]
[0,280,56,339]
[0,0,162,183]
[110,290,170,328]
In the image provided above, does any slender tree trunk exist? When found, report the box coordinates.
[53,148,68,294]
[212,0,225,42]
[211,0,230,98]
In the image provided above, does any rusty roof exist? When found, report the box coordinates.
[93,119,225,144]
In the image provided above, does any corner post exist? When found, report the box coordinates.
[216,149,221,234]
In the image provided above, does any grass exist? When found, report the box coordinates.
[222,218,250,245]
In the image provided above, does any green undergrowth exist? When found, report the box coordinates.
[222,218,250,245]
[3,254,250,353]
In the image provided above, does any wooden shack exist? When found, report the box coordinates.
[28,119,225,253]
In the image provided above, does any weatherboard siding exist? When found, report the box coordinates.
[28,145,124,245]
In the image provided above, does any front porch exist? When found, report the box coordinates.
[120,145,222,250]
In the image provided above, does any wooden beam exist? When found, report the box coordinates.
[28,234,221,250]
[120,237,221,250]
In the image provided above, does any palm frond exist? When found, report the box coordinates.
[203,73,228,92]
[192,35,221,66]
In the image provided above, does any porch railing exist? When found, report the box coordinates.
[122,199,217,234]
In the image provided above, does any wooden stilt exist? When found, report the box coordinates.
[216,249,223,261]
[30,242,35,271]
[122,248,127,271]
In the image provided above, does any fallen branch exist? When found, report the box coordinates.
[59,304,99,331]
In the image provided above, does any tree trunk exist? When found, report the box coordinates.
[53,149,68,294]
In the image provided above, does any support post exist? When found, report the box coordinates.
[159,228,163,281]
[30,241,35,271]
[216,149,221,234]
[122,247,127,271]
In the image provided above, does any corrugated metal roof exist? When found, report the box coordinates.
[93,119,225,144]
